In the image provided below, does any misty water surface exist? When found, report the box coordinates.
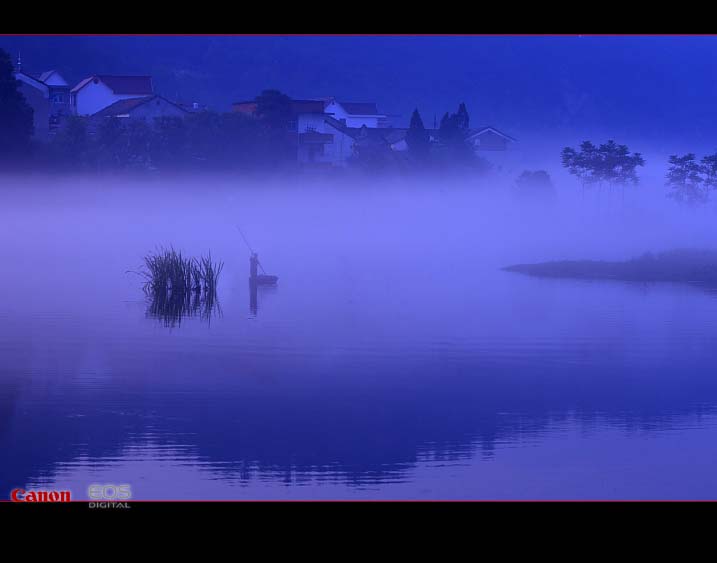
[2,173,717,500]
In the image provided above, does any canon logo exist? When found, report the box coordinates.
[11,488,71,502]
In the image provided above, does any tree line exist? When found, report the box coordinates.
[43,111,291,173]
[561,140,645,200]
[404,104,490,173]
[1,46,491,176]
[561,140,717,207]
[664,153,717,206]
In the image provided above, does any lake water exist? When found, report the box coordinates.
[2,175,717,500]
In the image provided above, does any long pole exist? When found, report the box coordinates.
[236,226,267,274]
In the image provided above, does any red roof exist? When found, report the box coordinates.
[72,75,153,95]
[232,99,326,117]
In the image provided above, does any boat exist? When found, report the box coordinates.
[251,274,278,286]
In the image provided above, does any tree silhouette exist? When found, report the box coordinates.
[406,108,430,160]
[700,151,717,192]
[438,103,474,164]
[0,48,33,161]
[562,140,644,201]
[666,154,707,206]
[254,89,292,130]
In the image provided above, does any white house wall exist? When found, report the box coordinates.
[323,101,380,129]
[324,128,355,166]
[75,81,141,116]
[323,102,347,123]
[345,115,380,128]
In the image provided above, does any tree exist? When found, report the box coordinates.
[124,120,153,170]
[254,89,292,130]
[254,89,293,162]
[700,151,717,191]
[562,141,598,197]
[438,103,475,164]
[96,116,126,169]
[50,116,89,169]
[666,153,707,205]
[406,108,430,160]
[515,170,556,201]
[456,102,469,130]
[151,116,188,169]
[595,140,645,200]
[562,140,644,200]
[0,48,33,161]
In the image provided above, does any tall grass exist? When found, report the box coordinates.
[137,247,224,327]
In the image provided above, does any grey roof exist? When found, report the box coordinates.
[467,127,517,142]
[91,95,187,117]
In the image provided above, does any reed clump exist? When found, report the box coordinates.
[138,247,224,327]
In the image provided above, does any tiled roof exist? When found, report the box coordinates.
[467,127,517,142]
[91,95,186,117]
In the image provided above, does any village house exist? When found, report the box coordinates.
[321,98,389,128]
[234,95,517,168]
[387,126,517,158]
[85,95,188,135]
[13,56,75,138]
[232,96,394,166]
[71,75,154,116]
[466,127,517,152]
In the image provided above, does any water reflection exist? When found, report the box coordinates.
[4,334,717,498]
[250,279,257,316]
[146,285,222,327]
[248,279,277,317]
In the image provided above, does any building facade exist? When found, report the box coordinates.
[14,68,75,138]
[71,75,154,116]
[322,98,388,128]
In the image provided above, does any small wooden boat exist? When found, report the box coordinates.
[251,274,278,286]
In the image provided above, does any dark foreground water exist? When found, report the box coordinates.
[2,177,717,500]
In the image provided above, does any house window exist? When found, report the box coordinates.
[288,120,297,131]
[305,125,316,132]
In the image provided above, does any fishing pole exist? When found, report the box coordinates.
[236,225,267,274]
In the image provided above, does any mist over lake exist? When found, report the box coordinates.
[2,172,717,500]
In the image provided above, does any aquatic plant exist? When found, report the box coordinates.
[134,247,224,327]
